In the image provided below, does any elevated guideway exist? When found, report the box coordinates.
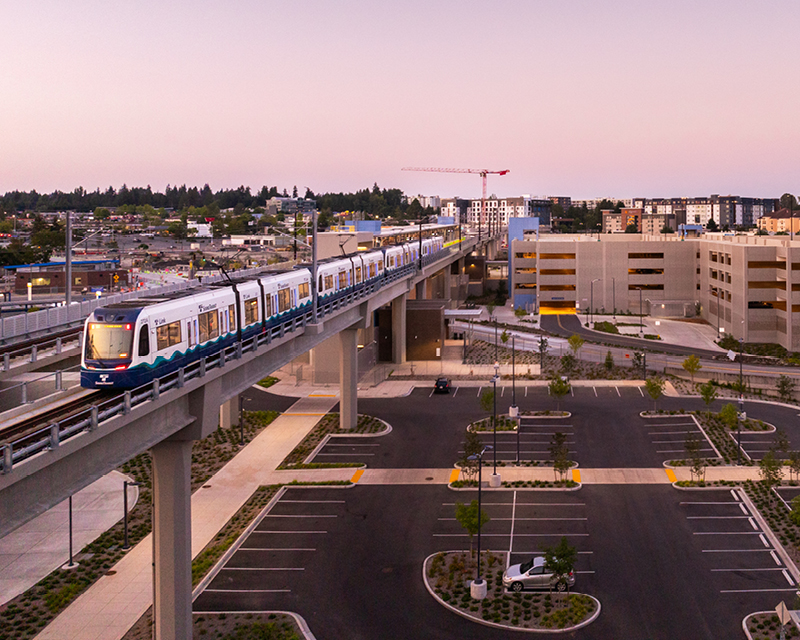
[0,231,500,640]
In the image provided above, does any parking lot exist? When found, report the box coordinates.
[433,490,593,577]
[465,415,575,465]
[680,489,797,596]
[641,414,719,463]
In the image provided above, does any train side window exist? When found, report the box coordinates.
[245,299,259,324]
[229,304,236,328]
[138,325,150,356]
[187,320,195,348]
[298,283,309,299]
[278,287,291,312]
[199,310,219,342]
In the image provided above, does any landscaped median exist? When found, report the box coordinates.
[277,413,391,469]
[423,551,600,632]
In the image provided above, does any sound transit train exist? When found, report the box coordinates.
[80,236,444,389]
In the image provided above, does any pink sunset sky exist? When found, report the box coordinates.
[2,0,799,200]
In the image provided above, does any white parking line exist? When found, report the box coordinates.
[477,387,482,397]
[593,387,597,397]
[281,500,345,504]
[438,517,587,522]
[749,518,758,530]
[615,386,621,397]
[442,502,586,507]
[429,388,435,397]
[508,491,517,563]
[711,568,785,572]
[501,387,505,397]
[222,567,305,571]
[638,387,644,396]
[253,530,328,534]
[315,453,375,456]
[784,570,795,585]
[760,534,769,547]
[323,443,380,447]
[771,551,781,565]
[264,515,338,518]
[433,533,589,537]
[721,588,798,594]
[740,503,748,515]
[702,549,774,553]
[204,589,291,594]
[680,502,738,505]
[693,532,762,535]
[239,548,316,552]
[453,387,459,397]
[687,516,751,520]
[525,387,528,397]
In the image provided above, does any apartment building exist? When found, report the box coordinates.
[508,233,800,350]
[465,196,551,228]
[757,208,800,234]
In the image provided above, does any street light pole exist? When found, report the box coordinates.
[612,277,616,321]
[590,278,600,328]
[468,445,492,600]
[493,362,499,476]
[738,336,744,464]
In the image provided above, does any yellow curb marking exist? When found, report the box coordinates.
[351,469,364,483]
[666,469,677,483]
[572,469,581,483]
[449,469,461,483]
[309,394,337,397]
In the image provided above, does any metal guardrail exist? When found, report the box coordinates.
[0,266,275,341]
[0,248,460,475]
[2,334,81,373]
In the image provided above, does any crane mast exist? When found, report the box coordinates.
[401,167,510,242]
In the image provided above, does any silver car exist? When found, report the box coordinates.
[502,556,575,592]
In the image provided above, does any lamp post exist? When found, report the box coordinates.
[737,335,745,465]
[612,277,616,321]
[468,445,492,600]
[67,495,74,568]
[637,286,643,337]
[123,480,141,550]
[491,361,501,486]
[590,278,600,328]
[494,318,498,363]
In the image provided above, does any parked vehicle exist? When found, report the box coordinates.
[433,377,451,393]
[502,557,574,592]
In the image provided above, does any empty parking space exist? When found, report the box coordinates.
[681,490,797,595]
[737,432,781,463]
[432,491,593,582]
[308,437,381,465]
[194,488,347,612]
[641,415,719,463]
[461,417,574,465]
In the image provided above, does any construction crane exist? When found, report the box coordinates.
[401,167,510,241]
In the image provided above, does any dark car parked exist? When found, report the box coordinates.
[434,377,451,393]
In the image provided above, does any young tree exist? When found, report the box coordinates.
[455,500,490,558]
[514,307,527,319]
[560,353,576,376]
[549,377,570,413]
[604,350,614,371]
[759,450,783,496]
[538,337,549,372]
[542,536,577,595]
[789,451,800,483]
[459,429,484,482]
[644,376,665,412]
[682,355,702,383]
[501,329,509,344]
[699,381,718,410]
[777,374,796,403]
[549,431,570,482]
[684,432,705,483]
[719,403,739,430]
[568,334,584,358]
[772,429,790,457]
[486,303,496,320]
[479,389,494,414]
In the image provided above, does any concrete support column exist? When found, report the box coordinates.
[339,328,358,430]
[152,438,193,640]
[415,279,427,300]
[219,397,238,430]
[391,294,407,364]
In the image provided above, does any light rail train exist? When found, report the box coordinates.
[81,236,444,388]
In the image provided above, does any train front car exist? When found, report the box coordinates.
[81,307,144,388]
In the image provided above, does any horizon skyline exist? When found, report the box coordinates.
[3,1,799,199]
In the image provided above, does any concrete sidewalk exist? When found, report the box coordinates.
[35,395,338,640]
[0,470,135,606]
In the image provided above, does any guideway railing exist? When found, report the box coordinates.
[0,246,459,475]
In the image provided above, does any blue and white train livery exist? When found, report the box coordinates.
[81,237,443,389]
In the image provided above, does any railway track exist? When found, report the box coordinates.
[0,389,117,445]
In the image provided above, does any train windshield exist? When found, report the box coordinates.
[85,323,134,361]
